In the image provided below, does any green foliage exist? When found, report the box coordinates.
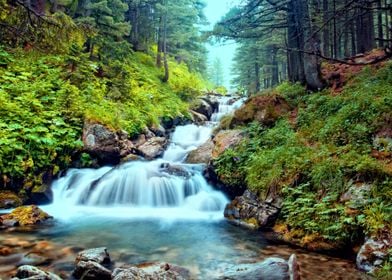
[214,63,392,245]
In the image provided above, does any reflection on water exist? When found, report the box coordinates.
[0,217,370,280]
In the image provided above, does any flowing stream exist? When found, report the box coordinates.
[0,96,370,279]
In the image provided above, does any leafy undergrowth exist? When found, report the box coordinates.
[0,45,206,197]
[214,62,392,259]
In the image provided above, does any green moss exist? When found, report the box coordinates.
[2,205,51,226]
[0,191,23,208]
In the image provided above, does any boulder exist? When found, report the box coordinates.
[75,247,111,267]
[160,163,191,178]
[0,191,22,209]
[190,110,208,124]
[212,130,244,159]
[224,190,280,229]
[83,122,134,164]
[137,137,168,159]
[221,257,290,280]
[356,234,391,273]
[185,139,214,164]
[113,263,186,280]
[12,265,62,280]
[192,99,213,120]
[150,124,166,137]
[0,205,52,227]
[73,260,112,280]
[202,97,219,113]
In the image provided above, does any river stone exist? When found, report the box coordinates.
[113,263,186,280]
[185,139,214,164]
[224,190,280,229]
[137,137,168,159]
[13,265,62,280]
[192,99,213,120]
[288,254,300,280]
[356,235,391,272]
[221,257,290,280]
[75,247,111,267]
[73,260,112,280]
[160,163,191,178]
[190,110,208,124]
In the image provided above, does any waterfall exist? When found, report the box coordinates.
[47,95,243,220]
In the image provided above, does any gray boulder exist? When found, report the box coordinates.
[221,257,290,280]
[73,260,112,280]
[75,247,111,267]
[137,137,168,159]
[224,190,280,229]
[12,265,62,280]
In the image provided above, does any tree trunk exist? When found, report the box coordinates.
[301,0,325,90]
[322,0,330,57]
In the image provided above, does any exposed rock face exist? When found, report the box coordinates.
[136,137,168,159]
[220,257,290,280]
[212,130,244,159]
[231,94,291,127]
[12,265,62,280]
[224,190,280,229]
[0,205,52,227]
[83,122,134,164]
[0,191,22,209]
[185,139,214,164]
[356,234,391,272]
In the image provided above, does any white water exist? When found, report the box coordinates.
[45,96,243,221]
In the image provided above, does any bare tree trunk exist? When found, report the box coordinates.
[322,0,330,57]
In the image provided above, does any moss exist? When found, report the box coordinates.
[0,191,23,209]
[2,205,52,226]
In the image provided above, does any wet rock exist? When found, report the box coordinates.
[75,247,111,267]
[121,154,142,163]
[160,164,191,178]
[221,257,289,280]
[13,265,62,280]
[356,234,391,273]
[150,124,166,137]
[190,110,208,124]
[201,97,219,113]
[224,190,280,229]
[19,253,50,266]
[113,263,186,280]
[73,260,112,280]
[0,191,23,209]
[113,267,150,280]
[192,99,213,120]
[288,254,300,280]
[212,129,244,159]
[185,139,214,164]
[137,137,168,159]
[0,205,52,227]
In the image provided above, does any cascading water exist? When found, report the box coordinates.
[47,96,243,220]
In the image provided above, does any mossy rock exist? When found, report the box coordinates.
[0,191,23,209]
[231,94,291,127]
[0,205,52,227]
